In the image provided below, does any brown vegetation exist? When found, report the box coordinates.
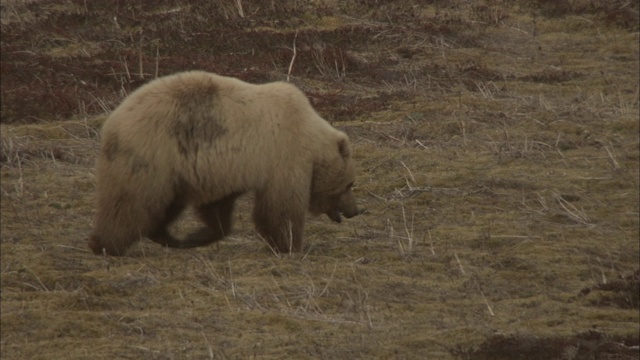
[1,0,638,359]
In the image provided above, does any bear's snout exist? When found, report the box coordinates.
[327,190,359,223]
[326,205,359,223]
[341,206,359,219]
[327,209,343,223]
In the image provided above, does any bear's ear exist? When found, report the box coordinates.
[338,137,350,158]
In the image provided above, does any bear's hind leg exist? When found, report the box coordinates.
[147,198,187,248]
[181,192,240,248]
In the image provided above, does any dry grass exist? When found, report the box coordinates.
[1,0,639,359]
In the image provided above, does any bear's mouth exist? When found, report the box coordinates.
[327,208,359,223]
[327,209,342,223]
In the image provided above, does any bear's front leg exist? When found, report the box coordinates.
[253,191,306,253]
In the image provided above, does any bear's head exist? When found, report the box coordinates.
[309,135,359,223]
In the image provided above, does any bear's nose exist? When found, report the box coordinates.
[342,209,359,219]
[327,209,342,223]
[341,205,361,219]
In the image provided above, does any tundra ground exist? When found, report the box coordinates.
[1,1,638,359]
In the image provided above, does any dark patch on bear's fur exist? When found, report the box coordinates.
[173,119,228,156]
[171,82,228,155]
[102,134,120,161]
[169,75,220,111]
[130,157,150,174]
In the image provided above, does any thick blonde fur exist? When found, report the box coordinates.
[89,71,358,256]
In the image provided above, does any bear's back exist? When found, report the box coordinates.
[101,71,340,170]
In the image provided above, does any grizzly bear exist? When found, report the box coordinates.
[88,71,359,256]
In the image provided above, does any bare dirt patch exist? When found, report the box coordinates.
[2,1,639,359]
